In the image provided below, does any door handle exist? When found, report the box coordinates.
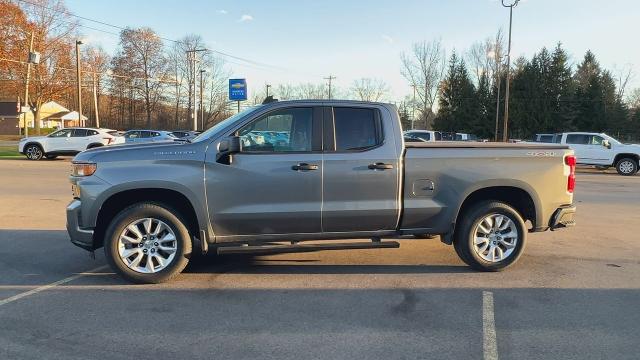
[368,162,394,170]
[292,163,319,171]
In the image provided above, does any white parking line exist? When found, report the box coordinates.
[0,265,108,307]
[483,291,498,360]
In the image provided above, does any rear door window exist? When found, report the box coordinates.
[566,134,590,145]
[72,129,88,137]
[333,107,382,151]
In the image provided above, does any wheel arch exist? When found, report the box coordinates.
[93,187,206,249]
[22,141,44,153]
[613,153,639,165]
[453,184,540,241]
[87,142,104,149]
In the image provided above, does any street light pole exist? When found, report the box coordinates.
[186,49,206,131]
[501,0,519,142]
[75,40,83,127]
[199,69,206,131]
[92,73,100,128]
[411,84,417,130]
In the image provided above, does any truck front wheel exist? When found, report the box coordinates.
[104,202,192,283]
[454,201,526,271]
[615,158,638,176]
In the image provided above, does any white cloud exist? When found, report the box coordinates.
[382,35,394,44]
[239,14,253,22]
[216,9,228,14]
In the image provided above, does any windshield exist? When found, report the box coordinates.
[192,106,262,143]
[602,133,621,145]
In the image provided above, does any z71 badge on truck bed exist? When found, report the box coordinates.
[67,100,576,283]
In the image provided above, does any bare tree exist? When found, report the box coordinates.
[400,39,446,129]
[275,84,297,100]
[22,0,77,134]
[628,88,640,109]
[614,65,633,99]
[350,78,389,101]
[467,29,504,86]
[203,56,231,127]
[82,45,109,127]
[113,27,168,128]
[295,83,326,99]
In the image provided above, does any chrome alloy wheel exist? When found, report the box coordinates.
[473,213,518,262]
[117,218,178,273]
[619,160,635,174]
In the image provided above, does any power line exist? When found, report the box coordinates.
[14,0,284,71]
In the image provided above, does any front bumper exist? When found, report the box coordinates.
[66,199,95,251]
[549,204,576,230]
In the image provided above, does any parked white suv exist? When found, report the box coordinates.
[554,132,640,176]
[18,128,123,160]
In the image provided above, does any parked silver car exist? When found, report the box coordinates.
[123,130,177,143]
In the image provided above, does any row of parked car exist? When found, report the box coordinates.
[403,130,479,142]
[18,128,201,160]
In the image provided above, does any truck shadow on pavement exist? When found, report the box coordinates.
[185,254,472,275]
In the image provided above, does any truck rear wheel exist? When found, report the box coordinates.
[615,158,638,176]
[104,202,192,283]
[454,201,526,271]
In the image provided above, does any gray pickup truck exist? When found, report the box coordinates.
[67,100,576,283]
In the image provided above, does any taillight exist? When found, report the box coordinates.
[565,155,576,193]
[103,137,113,145]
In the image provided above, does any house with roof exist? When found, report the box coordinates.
[0,99,88,134]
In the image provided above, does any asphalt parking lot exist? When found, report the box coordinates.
[0,158,639,360]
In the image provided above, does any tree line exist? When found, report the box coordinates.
[400,35,640,141]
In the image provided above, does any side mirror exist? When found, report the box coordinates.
[216,136,242,164]
[602,140,611,149]
[218,136,242,154]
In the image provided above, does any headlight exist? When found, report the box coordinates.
[71,162,97,176]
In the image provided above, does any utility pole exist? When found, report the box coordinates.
[23,31,35,138]
[324,75,336,99]
[501,0,520,142]
[92,72,100,128]
[186,49,206,131]
[199,69,206,131]
[75,40,83,127]
[410,84,417,130]
[265,84,271,98]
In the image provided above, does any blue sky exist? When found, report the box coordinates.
[67,0,639,101]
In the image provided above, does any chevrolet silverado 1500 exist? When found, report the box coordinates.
[67,100,576,283]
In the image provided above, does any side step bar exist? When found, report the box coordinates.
[217,240,400,255]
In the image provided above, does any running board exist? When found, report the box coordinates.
[216,240,400,255]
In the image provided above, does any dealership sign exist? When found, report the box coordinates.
[229,79,248,101]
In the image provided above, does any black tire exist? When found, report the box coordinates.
[615,157,638,176]
[412,233,438,239]
[24,144,43,160]
[45,154,58,160]
[453,201,526,272]
[104,202,192,284]
[87,143,104,149]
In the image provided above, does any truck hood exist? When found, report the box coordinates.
[72,140,205,163]
[618,143,640,152]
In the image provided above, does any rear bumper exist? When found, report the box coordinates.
[66,199,95,251]
[549,204,576,230]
